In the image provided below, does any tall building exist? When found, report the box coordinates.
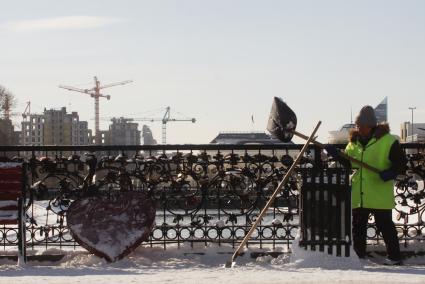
[374,97,388,124]
[20,114,44,145]
[142,125,157,145]
[106,117,141,146]
[400,122,425,142]
[71,118,92,146]
[20,107,92,146]
[100,117,140,156]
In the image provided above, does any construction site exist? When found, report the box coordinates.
[0,77,197,147]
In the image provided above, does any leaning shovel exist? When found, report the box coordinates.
[267,97,380,173]
[224,120,322,268]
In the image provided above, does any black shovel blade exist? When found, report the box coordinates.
[267,97,297,142]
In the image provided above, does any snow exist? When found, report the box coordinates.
[0,201,18,208]
[0,211,18,221]
[69,216,147,262]
[2,193,425,283]
[0,162,21,169]
[1,235,425,284]
[215,220,225,228]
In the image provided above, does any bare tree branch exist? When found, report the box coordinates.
[0,84,17,119]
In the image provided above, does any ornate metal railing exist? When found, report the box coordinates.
[0,143,424,253]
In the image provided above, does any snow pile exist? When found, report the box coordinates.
[290,236,362,270]
[1,241,425,284]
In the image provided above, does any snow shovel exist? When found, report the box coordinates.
[266,97,380,174]
[224,120,321,268]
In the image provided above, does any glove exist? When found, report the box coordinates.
[324,144,339,159]
[379,169,397,182]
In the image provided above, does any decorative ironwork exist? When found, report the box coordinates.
[0,143,424,254]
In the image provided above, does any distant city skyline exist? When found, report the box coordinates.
[1,0,424,144]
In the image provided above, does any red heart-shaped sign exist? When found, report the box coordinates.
[67,191,155,262]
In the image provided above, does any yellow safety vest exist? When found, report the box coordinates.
[345,133,396,209]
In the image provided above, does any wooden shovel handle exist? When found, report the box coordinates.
[227,121,322,266]
[292,130,381,174]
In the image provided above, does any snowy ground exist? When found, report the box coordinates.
[1,240,425,284]
[2,190,425,283]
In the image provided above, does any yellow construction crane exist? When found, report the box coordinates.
[59,76,132,144]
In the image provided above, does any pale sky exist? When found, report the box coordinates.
[1,0,424,144]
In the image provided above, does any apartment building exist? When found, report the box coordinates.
[20,107,92,146]
[20,114,44,145]
[107,117,140,145]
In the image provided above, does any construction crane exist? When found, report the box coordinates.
[59,76,132,144]
[1,99,28,122]
[22,101,31,120]
[130,107,196,144]
[100,107,196,144]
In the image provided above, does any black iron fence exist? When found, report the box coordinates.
[0,143,424,254]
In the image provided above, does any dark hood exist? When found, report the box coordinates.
[349,123,390,143]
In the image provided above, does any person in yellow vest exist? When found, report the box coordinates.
[326,106,406,265]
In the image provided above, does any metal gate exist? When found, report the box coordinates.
[299,167,351,257]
